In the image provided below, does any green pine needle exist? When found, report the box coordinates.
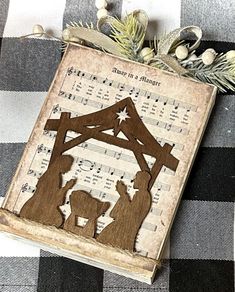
[67,21,94,29]
[109,13,146,61]
[185,54,235,92]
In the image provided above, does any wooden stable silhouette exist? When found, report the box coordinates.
[44,97,178,188]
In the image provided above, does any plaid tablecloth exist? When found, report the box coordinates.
[0,0,234,291]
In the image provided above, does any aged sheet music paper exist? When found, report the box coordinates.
[2,44,216,260]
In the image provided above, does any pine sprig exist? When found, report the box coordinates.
[66,20,94,29]
[109,13,146,61]
[185,54,235,92]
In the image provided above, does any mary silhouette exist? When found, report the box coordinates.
[20,155,76,227]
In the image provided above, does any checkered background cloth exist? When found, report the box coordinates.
[0,0,234,291]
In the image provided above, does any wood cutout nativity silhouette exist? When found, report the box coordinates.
[20,97,179,252]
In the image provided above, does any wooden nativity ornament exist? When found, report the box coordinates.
[0,45,216,284]
[19,97,179,251]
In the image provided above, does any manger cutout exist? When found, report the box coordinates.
[64,190,110,237]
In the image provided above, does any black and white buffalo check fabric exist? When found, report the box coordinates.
[0,1,234,291]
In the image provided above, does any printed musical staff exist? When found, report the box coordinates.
[143,116,189,135]
[59,90,107,109]
[43,127,179,175]
[53,104,185,150]
[28,150,171,192]
[65,67,198,112]
[58,91,190,136]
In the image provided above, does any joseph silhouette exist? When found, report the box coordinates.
[97,171,151,251]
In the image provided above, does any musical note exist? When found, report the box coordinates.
[37,144,43,154]
[82,98,88,105]
[27,169,42,178]
[129,87,134,95]
[135,89,140,98]
[36,144,51,155]
[118,83,125,91]
[114,152,121,160]
[165,124,172,131]
[174,103,179,110]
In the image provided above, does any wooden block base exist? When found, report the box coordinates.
[0,208,160,284]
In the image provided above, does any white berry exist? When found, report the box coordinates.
[226,50,235,61]
[139,47,154,62]
[62,28,71,41]
[201,49,216,65]
[33,24,44,37]
[97,8,108,19]
[175,45,188,60]
[95,0,107,10]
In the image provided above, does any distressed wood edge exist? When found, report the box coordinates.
[0,208,160,284]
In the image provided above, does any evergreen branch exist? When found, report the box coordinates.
[109,13,146,61]
[185,54,235,92]
[67,21,94,29]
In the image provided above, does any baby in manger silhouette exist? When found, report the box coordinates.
[64,190,110,237]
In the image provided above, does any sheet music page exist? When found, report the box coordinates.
[3,45,216,259]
